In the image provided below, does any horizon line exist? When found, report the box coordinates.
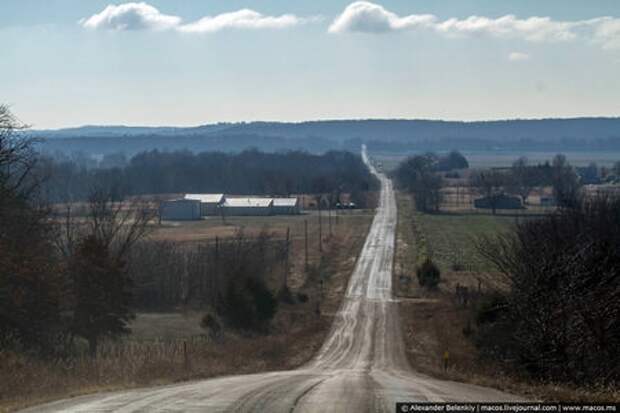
[32,115,620,132]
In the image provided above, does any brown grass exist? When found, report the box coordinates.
[0,210,373,412]
[0,321,329,412]
[399,297,620,403]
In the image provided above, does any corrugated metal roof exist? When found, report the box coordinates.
[184,194,225,203]
[165,198,200,204]
[273,198,299,207]
[223,197,273,208]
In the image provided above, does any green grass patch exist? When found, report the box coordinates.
[414,212,516,273]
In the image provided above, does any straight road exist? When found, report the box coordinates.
[24,146,522,412]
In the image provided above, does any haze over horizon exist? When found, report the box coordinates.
[2,0,620,129]
[30,115,620,133]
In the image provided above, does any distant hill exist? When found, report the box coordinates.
[204,118,620,143]
[31,123,233,138]
[31,118,620,155]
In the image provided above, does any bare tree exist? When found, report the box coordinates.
[0,105,39,199]
[551,154,582,209]
[471,170,507,215]
[57,188,156,356]
[0,105,65,352]
[394,154,443,212]
[508,157,540,205]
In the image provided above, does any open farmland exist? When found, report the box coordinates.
[1,208,374,411]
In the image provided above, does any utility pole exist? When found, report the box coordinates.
[284,227,290,288]
[328,202,332,237]
[213,236,219,308]
[318,199,323,253]
[304,219,309,271]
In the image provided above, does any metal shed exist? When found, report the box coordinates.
[272,197,300,215]
[184,194,225,216]
[221,197,273,216]
[160,199,202,221]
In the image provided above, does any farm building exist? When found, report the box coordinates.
[272,197,300,215]
[184,193,225,216]
[160,199,201,221]
[222,197,273,216]
[474,195,522,210]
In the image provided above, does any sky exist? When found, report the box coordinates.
[1,0,620,129]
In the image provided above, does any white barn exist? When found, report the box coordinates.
[184,194,225,216]
[272,197,300,215]
[160,199,201,221]
[222,197,273,216]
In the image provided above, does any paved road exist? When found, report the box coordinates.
[24,146,522,412]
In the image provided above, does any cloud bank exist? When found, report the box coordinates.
[81,2,304,32]
[329,1,620,50]
[178,9,300,33]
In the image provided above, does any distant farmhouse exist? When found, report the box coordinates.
[160,194,300,221]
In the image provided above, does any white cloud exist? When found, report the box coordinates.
[508,52,530,61]
[330,1,620,50]
[435,15,577,42]
[328,2,435,33]
[80,2,181,31]
[178,9,300,33]
[591,17,620,50]
[80,3,306,33]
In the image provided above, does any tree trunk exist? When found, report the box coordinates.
[88,335,98,358]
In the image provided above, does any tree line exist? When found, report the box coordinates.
[394,151,583,214]
[38,149,378,203]
[393,151,468,212]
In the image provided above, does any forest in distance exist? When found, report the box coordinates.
[37,149,378,204]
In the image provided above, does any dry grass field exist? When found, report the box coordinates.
[394,192,620,402]
[0,208,374,412]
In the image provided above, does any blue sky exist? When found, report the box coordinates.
[1,0,619,128]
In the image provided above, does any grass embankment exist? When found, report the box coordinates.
[0,210,373,412]
[395,192,619,403]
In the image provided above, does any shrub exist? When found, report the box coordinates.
[200,312,222,340]
[451,262,465,272]
[219,277,278,332]
[476,196,620,384]
[416,258,440,289]
[277,285,295,304]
